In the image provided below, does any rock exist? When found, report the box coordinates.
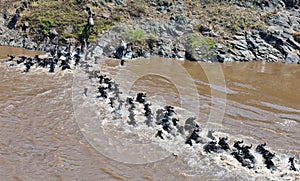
[184,34,211,61]
[3,11,9,20]
[93,46,103,57]
[156,6,166,12]
[49,28,58,39]
[174,24,185,36]
[172,43,185,59]
[198,25,211,35]
[239,50,256,61]
[293,24,300,32]
[253,0,269,9]
[258,29,288,55]
[169,16,175,22]
[233,35,245,40]
[215,43,229,54]
[230,40,248,50]
[228,48,239,56]
[7,13,19,29]
[286,37,300,51]
[215,54,224,63]
[160,0,171,7]
[269,14,291,29]
[246,36,259,49]
[267,54,280,62]
[158,47,166,56]
[186,24,194,33]
[144,52,150,58]
[164,23,184,37]
[102,12,110,19]
[285,52,299,64]
[281,29,293,39]
[175,15,186,25]
[281,45,293,55]
[284,0,300,8]
[176,51,185,59]
[103,45,115,57]
[293,32,300,44]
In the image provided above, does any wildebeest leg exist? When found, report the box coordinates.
[127,111,136,126]
[156,130,164,140]
[83,88,88,96]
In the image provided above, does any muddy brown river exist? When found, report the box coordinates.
[0,46,299,180]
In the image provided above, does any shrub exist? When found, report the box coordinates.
[203,37,216,50]
[185,33,215,61]
[188,34,202,50]
[123,29,146,44]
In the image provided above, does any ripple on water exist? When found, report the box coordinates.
[0,53,299,180]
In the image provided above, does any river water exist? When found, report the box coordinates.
[0,46,299,180]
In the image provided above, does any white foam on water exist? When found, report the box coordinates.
[91,80,298,180]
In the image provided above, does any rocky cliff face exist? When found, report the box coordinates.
[1,0,300,64]
[284,0,300,8]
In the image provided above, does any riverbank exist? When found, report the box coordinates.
[1,0,300,64]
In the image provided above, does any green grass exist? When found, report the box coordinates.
[187,34,216,51]
[148,33,157,41]
[123,29,146,44]
[203,37,216,50]
[186,33,216,60]
[188,34,202,50]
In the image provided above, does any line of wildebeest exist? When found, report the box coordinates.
[90,68,299,177]
[4,46,81,72]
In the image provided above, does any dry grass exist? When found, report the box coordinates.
[194,3,265,35]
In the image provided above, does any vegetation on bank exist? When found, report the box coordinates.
[195,2,267,35]
[185,33,216,60]
[19,0,119,44]
[123,29,146,45]
[6,0,277,48]
[187,33,216,51]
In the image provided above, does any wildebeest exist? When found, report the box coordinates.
[204,141,220,153]
[256,143,277,170]
[231,150,254,169]
[136,92,146,104]
[218,137,230,151]
[233,140,244,150]
[288,157,298,171]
